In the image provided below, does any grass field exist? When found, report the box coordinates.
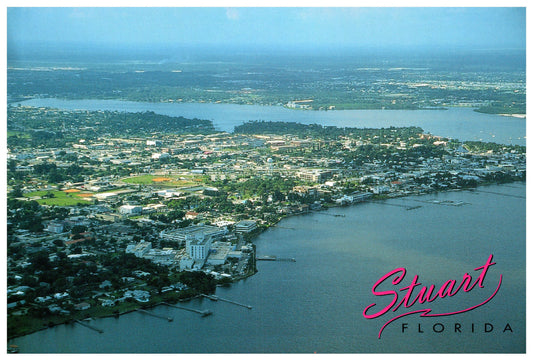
[122,174,199,187]
[7,131,31,138]
[24,190,94,206]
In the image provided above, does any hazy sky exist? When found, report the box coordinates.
[7,7,526,52]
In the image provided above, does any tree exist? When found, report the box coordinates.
[9,185,23,198]
[30,251,51,271]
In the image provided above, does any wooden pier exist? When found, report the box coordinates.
[162,302,212,317]
[74,319,103,333]
[373,201,422,210]
[256,255,296,262]
[136,308,173,321]
[317,212,345,217]
[202,294,252,309]
[200,294,218,301]
[469,189,525,199]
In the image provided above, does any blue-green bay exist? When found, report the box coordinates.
[9,182,525,353]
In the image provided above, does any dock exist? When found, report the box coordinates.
[469,189,525,199]
[256,255,296,262]
[411,199,469,206]
[202,294,252,309]
[200,293,218,301]
[317,212,345,217]
[136,308,173,322]
[74,319,103,333]
[162,302,213,317]
[373,201,422,210]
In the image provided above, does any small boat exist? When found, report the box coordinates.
[8,344,19,353]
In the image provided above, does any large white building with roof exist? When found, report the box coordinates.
[159,224,227,242]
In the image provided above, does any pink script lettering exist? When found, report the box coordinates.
[363,255,502,338]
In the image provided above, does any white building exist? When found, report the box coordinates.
[157,189,181,198]
[126,241,152,257]
[186,237,212,261]
[119,205,143,215]
[372,185,390,194]
[46,221,64,233]
[235,220,257,234]
[160,225,227,243]
[123,290,150,303]
[179,255,194,270]
[143,248,179,266]
[206,242,235,266]
[152,152,170,160]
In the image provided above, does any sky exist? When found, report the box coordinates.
[6,6,527,57]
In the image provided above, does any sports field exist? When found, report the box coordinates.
[122,174,199,186]
[24,190,94,206]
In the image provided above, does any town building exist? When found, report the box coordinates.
[186,237,212,261]
[118,205,143,215]
[234,220,257,234]
[159,225,227,243]
[125,241,152,257]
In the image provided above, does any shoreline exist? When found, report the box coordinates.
[498,113,527,119]
[8,179,525,342]
[11,97,523,118]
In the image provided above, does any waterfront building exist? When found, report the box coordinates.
[351,192,373,202]
[206,245,231,266]
[206,241,236,266]
[186,237,212,260]
[235,220,257,234]
[159,224,227,243]
[372,185,390,194]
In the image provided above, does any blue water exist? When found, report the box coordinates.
[13,98,526,145]
[8,183,526,353]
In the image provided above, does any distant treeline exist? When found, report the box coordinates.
[463,140,526,154]
[234,120,424,140]
[8,107,216,147]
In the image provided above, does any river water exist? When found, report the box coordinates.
[9,183,526,353]
[13,98,526,145]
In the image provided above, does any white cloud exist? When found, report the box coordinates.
[226,8,240,21]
